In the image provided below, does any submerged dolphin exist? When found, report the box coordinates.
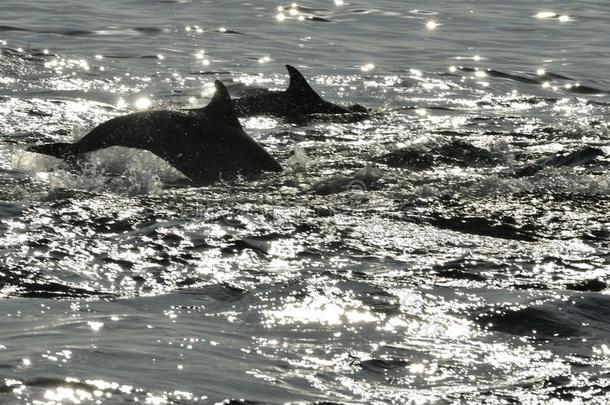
[232,65,368,117]
[513,146,603,177]
[27,80,282,184]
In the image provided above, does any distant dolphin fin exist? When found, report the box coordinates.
[538,146,603,167]
[204,80,242,127]
[285,65,322,100]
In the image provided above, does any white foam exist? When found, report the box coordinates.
[12,149,62,172]
[285,145,311,172]
[14,146,186,196]
[450,169,610,197]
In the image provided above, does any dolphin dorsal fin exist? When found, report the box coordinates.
[285,65,321,100]
[204,80,241,127]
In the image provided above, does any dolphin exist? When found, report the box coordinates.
[27,80,282,184]
[231,65,368,118]
[513,146,603,177]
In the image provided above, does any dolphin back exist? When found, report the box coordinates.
[285,65,358,114]
[513,146,604,177]
[539,146,603,167]
[232,66,363,118]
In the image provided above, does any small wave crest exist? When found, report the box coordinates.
[376,138,513,170]
[311,164,383,195]
[456,169,610,197]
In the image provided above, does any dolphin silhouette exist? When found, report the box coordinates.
[27,80,282,184]
[513,146,603,177]
[232,65,368,117]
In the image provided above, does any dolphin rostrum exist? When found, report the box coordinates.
[232,65,368,118]
[27,80,282,184]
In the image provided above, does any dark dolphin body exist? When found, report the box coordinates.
[27,81,282,184]
[232,65,368,118]
[513,146,604,177]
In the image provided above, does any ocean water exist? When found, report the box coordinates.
[1,0,610,403]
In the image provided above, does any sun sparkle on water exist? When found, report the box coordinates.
[361,63,375,72]
[134,97,152,110]
[2,1,610,403]
[536,11,557,19]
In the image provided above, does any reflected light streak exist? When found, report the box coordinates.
[535,11,557,19]
[44,387,94,403]
[88,321,104,331]
[415,108,427,117]
[264,294,379,326]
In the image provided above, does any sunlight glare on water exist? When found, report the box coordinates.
[1,0,610,403]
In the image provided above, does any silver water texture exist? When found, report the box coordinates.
[1,0,610,403]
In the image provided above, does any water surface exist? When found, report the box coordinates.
[1,0,610,403]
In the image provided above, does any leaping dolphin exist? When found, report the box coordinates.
[27,80,282,184]
[231,65,368,118]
